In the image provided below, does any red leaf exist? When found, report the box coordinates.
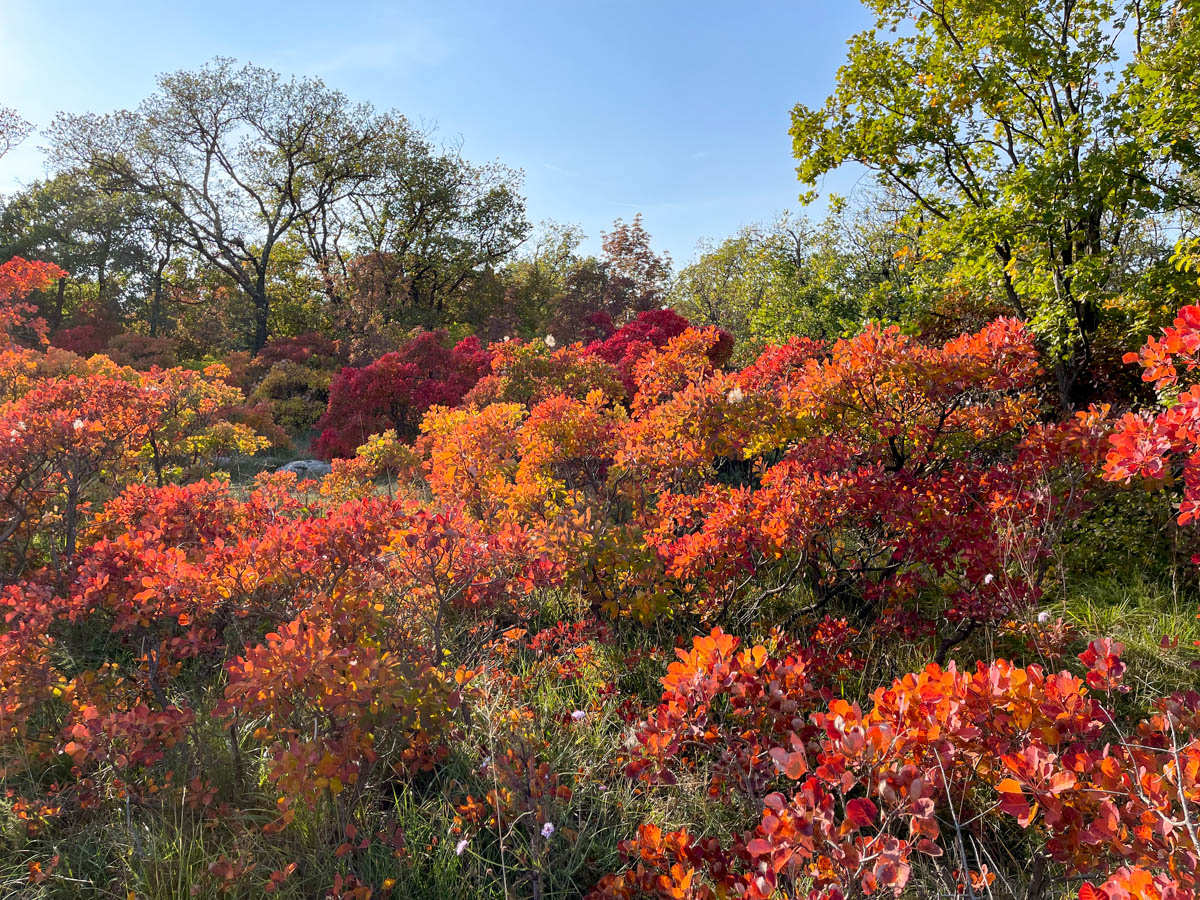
[845,797,878,829]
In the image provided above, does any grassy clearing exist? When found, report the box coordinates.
[1062,570,1200,708]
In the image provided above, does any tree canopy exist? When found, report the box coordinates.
[791,0,1200,405]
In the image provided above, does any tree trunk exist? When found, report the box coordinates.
[249,244,275,354]
[149,258,167,337]
[51,277,67,331]
[97,256,108,317]
[1053,359,1076,414]
[251,287,270,355]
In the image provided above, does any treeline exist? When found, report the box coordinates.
[0,0,1195,421]
[0,59,675,365]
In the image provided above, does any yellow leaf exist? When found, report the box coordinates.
[996,778,1022,794]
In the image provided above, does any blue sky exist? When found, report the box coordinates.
[0,1,874,263]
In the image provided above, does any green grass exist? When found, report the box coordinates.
[1061,569,1200,707]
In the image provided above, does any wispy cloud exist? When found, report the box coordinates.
[304,22,453,77]
[542,161,578,177]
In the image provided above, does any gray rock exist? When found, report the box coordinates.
[277,459,332,479]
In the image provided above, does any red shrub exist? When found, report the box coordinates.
[585,309,733,398]
[596,642,1200,900]
[253,332,340,374]
[1106,304,1200,526]
[314,331,492,459]
[50,318,122,357]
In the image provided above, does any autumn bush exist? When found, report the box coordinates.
[2,252,1199,900]
[253,332,342,374]
[585,307,733,397]
[463,337,626,408]
[104,333,181,370]
[313,330,492,459]
[48,317,122,358]
[593,635,1200,900]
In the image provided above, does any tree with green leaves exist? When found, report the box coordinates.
[300,117,529,331]
[0,172,150,328]
[791,0,1200,406]
[478,220,587,339]
[670,219,811,348]
[671,201,938,352]
[470,215,674,345]
[48,58,380,353]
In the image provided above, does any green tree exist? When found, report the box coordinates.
[48,58,379,353]
[671,220,803,347]
[482,220,586,338]
[791,0,1200,406]
[301,118,529,330]
[671,202,936,352]
[0,172,149,328]
[265,233,328,338]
